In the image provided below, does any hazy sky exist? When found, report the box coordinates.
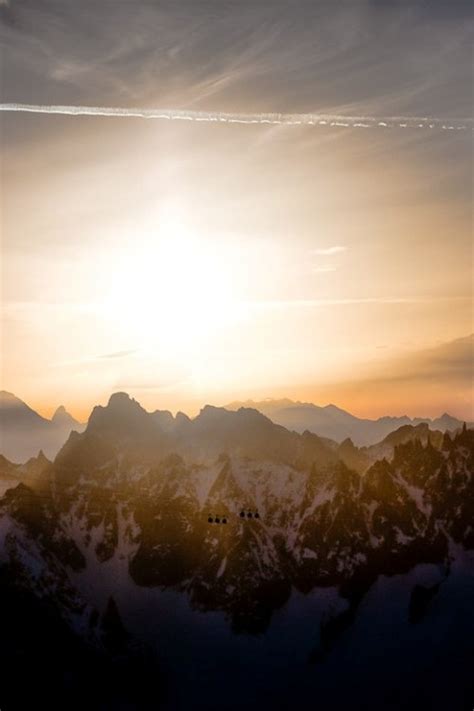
[1,0,472,420]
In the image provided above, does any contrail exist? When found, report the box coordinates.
[0,102,472,131]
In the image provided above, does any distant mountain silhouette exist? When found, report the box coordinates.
[0,390,51,429]
[3,388,467,464]
[0,391,85,462]
[56,392,339,473]
[51,405,81,429]
[226,398,471,445]
[0,449,52,496]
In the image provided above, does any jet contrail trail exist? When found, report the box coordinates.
[0,103,472,131]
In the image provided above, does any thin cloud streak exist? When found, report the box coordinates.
[312,266,337,273]
[311,246,347,256]
[97,349,137,359]
[249,296,472,310]
[1,103,472,131]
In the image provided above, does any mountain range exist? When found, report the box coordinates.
[227,398,471,445]
[1,389,470,464]
[0,391,472,709]
[0,391,85,462]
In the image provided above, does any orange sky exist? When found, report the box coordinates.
[1,1,472,422]
[2,116,472,422]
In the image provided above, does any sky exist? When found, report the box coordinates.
[0,0,473,421]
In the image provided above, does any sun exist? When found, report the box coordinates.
[101,212,245,358]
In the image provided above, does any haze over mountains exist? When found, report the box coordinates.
[1,390,469,464]
[0,391,85,462]
[227,398,471,446]
[0,391,472,463]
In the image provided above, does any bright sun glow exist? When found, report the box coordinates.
[101,211,246,357]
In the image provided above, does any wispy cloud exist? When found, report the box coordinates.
[311,246,347,256]
[115,378,191,392]
[248,295,472,310]
[2,0,472,122]
[250,297,420,310]
[97,349,136,360]
[312,265,337,273]
[1,104,471,130]
[298,334,474,420]
[379,334,474,385]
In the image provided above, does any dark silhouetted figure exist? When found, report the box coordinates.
[240,511,245,518]
[247,512,253,519]
[215,516,220,524]
[222,517,227,524]
[254,511,260,519]
[208,515,214,523]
